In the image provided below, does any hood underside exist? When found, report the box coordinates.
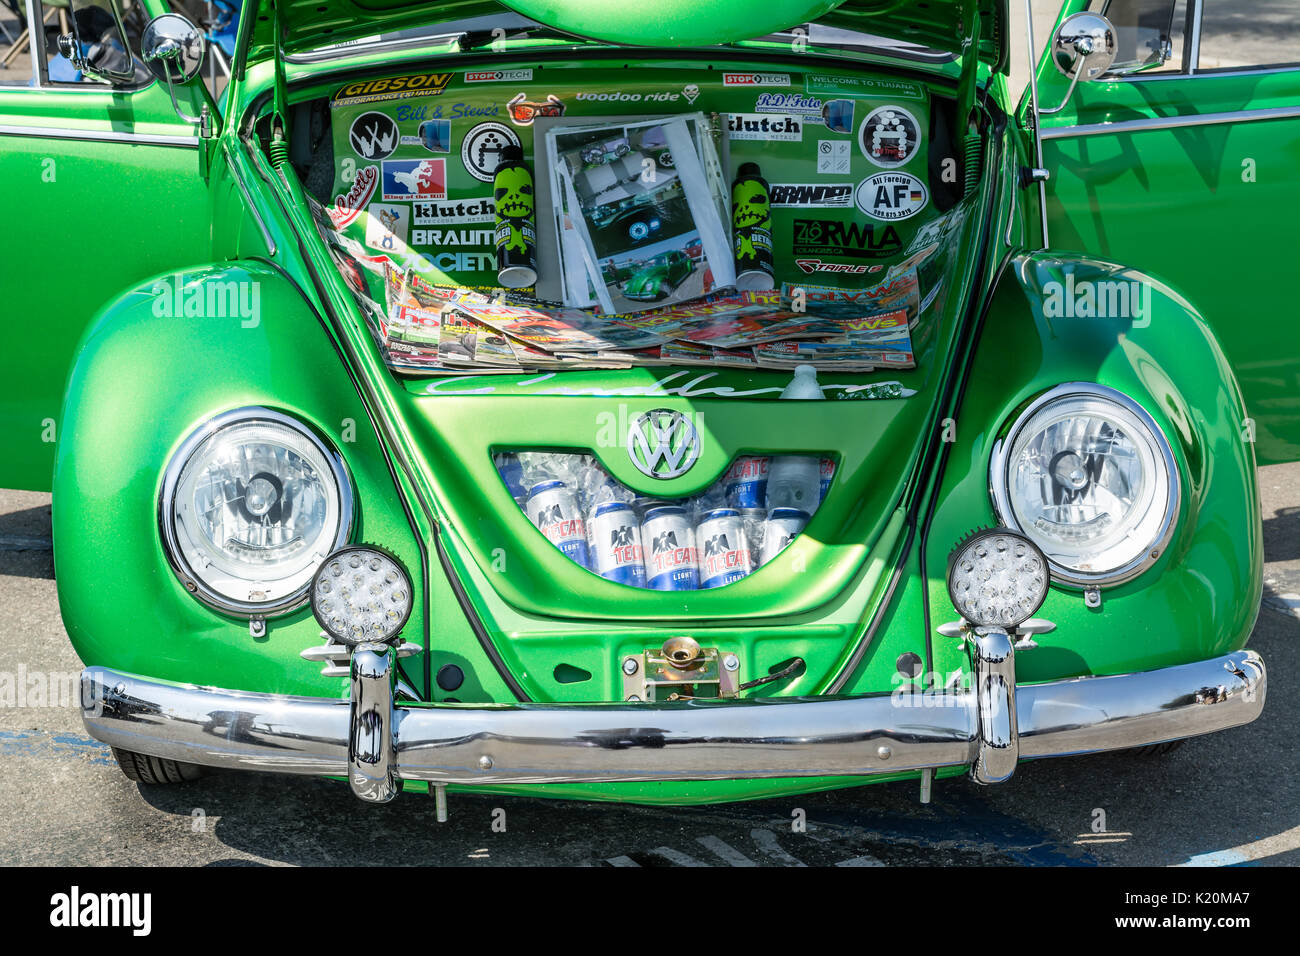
[243,0,1006,70]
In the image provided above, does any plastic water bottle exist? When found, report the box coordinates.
[766,366,824,510]
[780,365,824,400]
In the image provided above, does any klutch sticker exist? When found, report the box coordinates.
[855,172,928,221]
[382,158,447,201]
[365,203,410,252]
[349,111,399,161]
[859,105,921,169]
[461,121,522,182]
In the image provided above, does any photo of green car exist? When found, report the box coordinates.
[621,249,696,301]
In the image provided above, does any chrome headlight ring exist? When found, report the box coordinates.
[159,407,354,617]
[990,383,1180,588]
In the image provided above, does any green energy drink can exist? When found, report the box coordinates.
[493,145,538,289]
[731,162,774,292]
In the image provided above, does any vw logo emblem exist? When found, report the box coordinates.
[627,409,701,479]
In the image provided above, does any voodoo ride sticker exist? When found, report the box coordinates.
[858,105,922,169]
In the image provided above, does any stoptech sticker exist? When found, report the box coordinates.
[461,122,521,182]
[723,72,790,86]
[332,73,453,106]
[855,172,928,221]
[859,105,922,168]
[348,111,399,161]
[329,165,378,228]
[382,159,447,201]
[769,183,853,208]
[463,69,533,83]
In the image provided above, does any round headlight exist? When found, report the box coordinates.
[161,408,352,616]
[947,529,1050,628]
[990,384,1179,586]
[310,546,413,645]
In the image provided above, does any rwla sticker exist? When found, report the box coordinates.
[855,172,928,221]
[349,111,399,161]
[382,159,447,201]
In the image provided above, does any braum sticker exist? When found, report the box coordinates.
[855,172,928,221]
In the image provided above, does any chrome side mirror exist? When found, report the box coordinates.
[1041,12,1118,115]
[140,14,210,132]
[58,0,138,85]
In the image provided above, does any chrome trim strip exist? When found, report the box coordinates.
[81,649,1265,790]
[1024,0,1049,249]
[1040,104,1300,140]
[223,141,277,257]
[1187,0,1203,74]
[0,123,199,147]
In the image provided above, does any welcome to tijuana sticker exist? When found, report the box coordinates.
[855,172,928,221]
[859,105,922,169]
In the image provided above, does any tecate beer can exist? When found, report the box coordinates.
[641,506,699,591]
[722,455,770,508]
[588,502,646,587]
[526,480,589,568]
[818,457,836,503]
[696,508,752,589]
[760,508,809,566]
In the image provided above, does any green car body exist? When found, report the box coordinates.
[0,0,1293,806]
[622,250,694,301]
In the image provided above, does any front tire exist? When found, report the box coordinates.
[111,747,205,784]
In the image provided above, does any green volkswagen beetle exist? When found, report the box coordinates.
[0,0,1293,809]
[623,250,694,301]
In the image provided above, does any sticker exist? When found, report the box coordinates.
[365,203,410,252]
[397,118,451,153]
[859,105,922,168]
[348,112,399,161]
[816,140,851,175]
[793,218,901,259]
[755,92,825,120]
[329,165,378,227]
[769,183,853,207]
[506,92,565,126]
[575,91,682,103]
[332,73,453,106]
[413,197,496,226]
[855,172,928,221]
[723,72,791,86]
[461,121,522,182]
[682,83,700,104]
[793,259,873,275]
[410,226,495,247]
[805,74,926,100]
[727,113,802,142]
[382,159,447,201]
[821,99,855,134]
[464,69,533,83]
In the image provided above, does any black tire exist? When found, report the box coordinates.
[1127,739,1186,758]
[111,747,206,784]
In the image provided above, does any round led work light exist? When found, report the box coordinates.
[311,546,413,646]
[947,529,1051,629]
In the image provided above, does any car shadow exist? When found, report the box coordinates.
[0,503,54,580]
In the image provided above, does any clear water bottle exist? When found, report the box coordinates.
[765,456,822,511]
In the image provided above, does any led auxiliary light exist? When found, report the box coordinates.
[947,529,1050,629]
[311,546,413,646]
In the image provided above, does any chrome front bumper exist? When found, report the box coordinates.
[81,643,1266,803]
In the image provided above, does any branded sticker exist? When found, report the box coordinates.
[769,183,853,207]
[855,172,928,221]
[397,117,451,153]
[793,217,901,259]
[506,92,565,126]
[464,69,533,83]
[859,105,922,168]
[413,197,496,226]
[460,121,522,182]
[816,140,851,174]
[382,158,447,201]
[348,111,399,161]
[793,259,873,275]
[332,73,453,106]
[682,83,700,104]
[365,202,410,252]
[330,165,379,227]
[805,74,925,100]
[727,113,802,142]
[724,72,791,86]
[410,226,495,247]
[755,92,825,120]
[575,91,682,103]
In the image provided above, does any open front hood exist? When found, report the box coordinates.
[242,0,1006,70]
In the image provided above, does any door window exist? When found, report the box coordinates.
[1198,0,1300,71]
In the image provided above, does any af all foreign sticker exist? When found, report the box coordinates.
[855,172,928,221]
[349,111,399,161]
[859,105,922,168]
[461,121,523,181]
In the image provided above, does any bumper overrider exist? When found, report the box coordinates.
[80,637,1266,803]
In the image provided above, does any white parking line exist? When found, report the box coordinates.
[697,835,759,866]
[648,846,707,866]
[751,828,807,866]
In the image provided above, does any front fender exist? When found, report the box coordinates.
[925,252,1262,684]
[51,261,425,697]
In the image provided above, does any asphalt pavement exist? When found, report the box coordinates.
[0,462,1295,867]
